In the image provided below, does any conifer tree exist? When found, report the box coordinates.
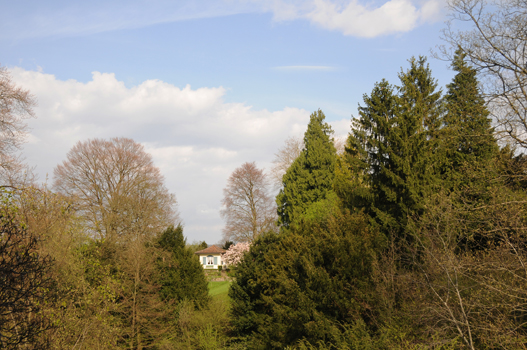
[443,48,498,188]
[276,110,337,227]
[353,57,443,237]
[157,225,209,308]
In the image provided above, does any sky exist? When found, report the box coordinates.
[1,0,458,244]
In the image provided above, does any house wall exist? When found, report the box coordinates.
[197,253,224,269]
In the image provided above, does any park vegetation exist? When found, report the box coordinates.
[1,0,527,348]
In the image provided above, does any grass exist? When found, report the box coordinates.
[208,281,232,302]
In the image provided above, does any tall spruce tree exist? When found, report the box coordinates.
[443,48,498,188]
[276,110,337,227]
[353,57,443,238]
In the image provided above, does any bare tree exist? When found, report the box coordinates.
[409,186,527,349]
[221,162,277,243]
[441,0,527,149]
[0,65,37,186]
[53,137,178,241]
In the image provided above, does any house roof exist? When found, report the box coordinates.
[194,245,226,255]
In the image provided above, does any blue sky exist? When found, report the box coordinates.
[2,0,457,243]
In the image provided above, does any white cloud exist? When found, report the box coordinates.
[11,67,349,243]
[264,0,445,37]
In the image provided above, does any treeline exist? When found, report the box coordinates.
[0,138,221,349]
[229,51,527,349]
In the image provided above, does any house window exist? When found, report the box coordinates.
[207,255,214,265]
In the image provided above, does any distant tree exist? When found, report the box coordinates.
[157,225,209,309]
[276,110,337,228]
[53,137,178,242]
[221,162,277,243]
[0,196,54,349]
[0,65,37,186]
[221,240,234,250]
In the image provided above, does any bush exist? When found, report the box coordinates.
[230,210,385,348]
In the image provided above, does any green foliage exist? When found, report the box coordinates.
[230,210,384,349]
[157,225,210,309]
[352,57,443,241]
[334,135,372,212]
[277,110,337,227]
[222,240,234,250]
[0,197,55,350]
[442,48,499,190]
[168,298,234,350]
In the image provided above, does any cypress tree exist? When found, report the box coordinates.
[276,110,337,227]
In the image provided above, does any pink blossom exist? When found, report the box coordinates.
[223,242,251,267]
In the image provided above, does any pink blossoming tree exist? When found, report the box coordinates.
[223,242,251,267]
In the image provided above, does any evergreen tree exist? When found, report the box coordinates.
[230,211,383,349]
[353,57,443,238]
[157,225,209,308]
[443,48,498,188]
[276,110,337,227]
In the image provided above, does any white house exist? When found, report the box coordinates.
[194,245,226,269]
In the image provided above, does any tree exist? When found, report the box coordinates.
[269,136,303,191]
[276,110,337,227]
[270,135,346,191]
[230,211,383,348]
[353,58,443,238]
[220,162,276,243]
[441,0,527,150]
[442,48,499,189]
[0,65,37,186]
[0,195,54,349]
[157,225,209,309]
[53,137,178,348]
[222,241,251,267]
[53,137,178,242]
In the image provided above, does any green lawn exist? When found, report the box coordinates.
[208,281,232,301]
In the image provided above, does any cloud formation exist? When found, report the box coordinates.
[11,67,350,243]
[265,0,445,37]
[2,0,445,40]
